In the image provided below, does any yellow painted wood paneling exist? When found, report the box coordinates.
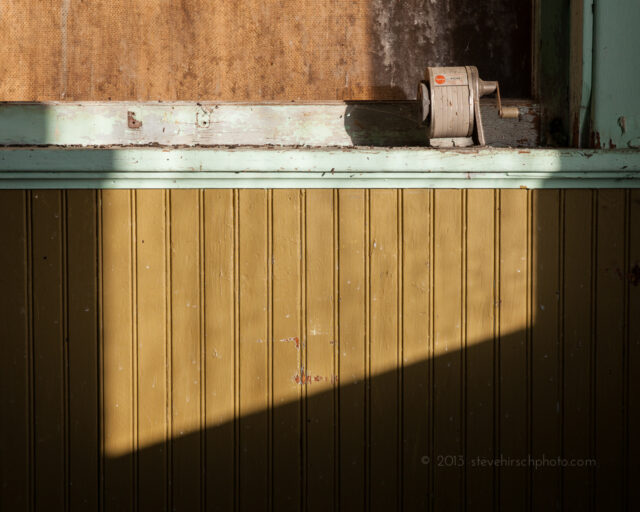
[305,189,337,511]
[272,190,302,511]
[369,190,400,511]
[629,190,640,510]
[238,190,269,510]
[337,189,367,511]
[67,190,100,511]
[135,190,168,511]
[170,190,203,510]
[594,190,627,510]
[1,189,639,511]
[401,190,431,510]
[497,190,530,511]
[433,189,464,510]
[101,190,135,511]
[0,191,31,511]
[465,189,496,510]
[203,189,235,512]
[31,191,66,512]
[531,190,562,510]
[562,190,596,510]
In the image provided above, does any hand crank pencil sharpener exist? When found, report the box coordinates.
[418,66,519,147]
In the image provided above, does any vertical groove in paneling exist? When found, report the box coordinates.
[61,191,69,512]
[528,189,534,510]
[492,189,500,511]
[628,189,640,510]
[27,191,34,512]
[364,189,371,512]
[623,190,631,512]
[332,189,340,512]
[130,189,139,512]
[198,190,206,512]
[299,189,307,512]
[428,188,435,512]
[97,190,104,512]
[396,189,403,512]
[266,189,274,512]
[27,191,35,512]
[590,189,598,512]
[62,191,70,512]
[594,190,626,511]
[233,189,241,512]
[130,190,139,512]
[165,189,173,512]
[0,192,30,511]
[526,190,533,512]
[494,189,500,508]
[460,190,468,512]
[558,190,566,511]
[300,190,307,512]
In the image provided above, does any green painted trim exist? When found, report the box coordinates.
[0,101,539,148]
[569,0,594,147]
[590,0,640,148]
[2,177,637,189]
[579,0,593,146]
[0,147,639,188]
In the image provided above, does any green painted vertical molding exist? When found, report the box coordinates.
[569,0,593,147]
[590,0,640,148]
[537,0,571,146]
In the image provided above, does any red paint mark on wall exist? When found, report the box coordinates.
[293,368,334,385]
[280,336,300,349]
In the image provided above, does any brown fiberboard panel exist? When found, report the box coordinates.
[0,1,531,101]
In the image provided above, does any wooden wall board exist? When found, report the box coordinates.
[1,188,637,510]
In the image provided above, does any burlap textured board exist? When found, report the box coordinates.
[0,1,530,101]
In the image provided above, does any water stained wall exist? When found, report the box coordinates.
[368,0,531,98]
